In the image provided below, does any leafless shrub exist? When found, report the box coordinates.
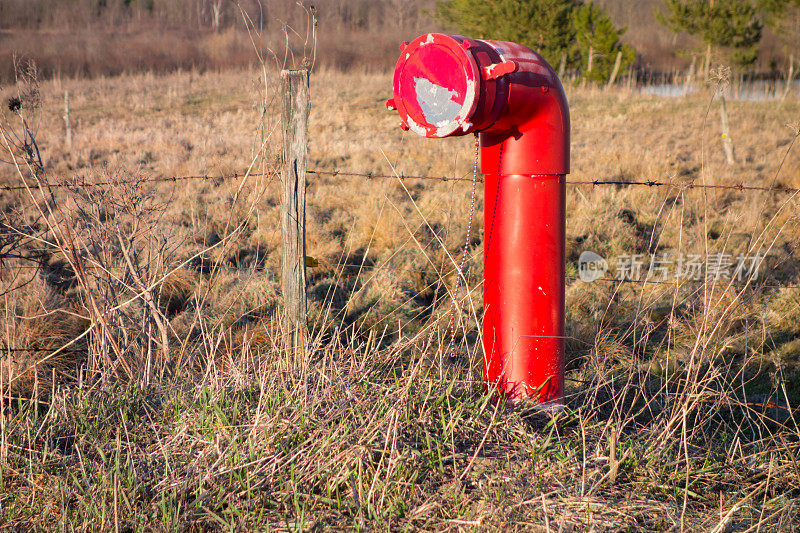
[0,64,201,392]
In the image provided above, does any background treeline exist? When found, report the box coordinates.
[0,0,435,81]
[438,0,799,83]
[0,0,429,33]
[0,0,796,83]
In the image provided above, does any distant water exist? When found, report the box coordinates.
[641,83,696,97]
[640,80,798,101]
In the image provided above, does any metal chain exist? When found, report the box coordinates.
[446,133,480,359]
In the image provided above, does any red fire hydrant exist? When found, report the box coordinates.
[387,34,569,404]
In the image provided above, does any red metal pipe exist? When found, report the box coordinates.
[388,34,570,404]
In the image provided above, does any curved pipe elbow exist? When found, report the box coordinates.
[390,33,570,176]
[479,67,570,176]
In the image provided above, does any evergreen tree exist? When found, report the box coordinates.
[657,0,763,67]
[435,0,579,68]
[572,2,635,83]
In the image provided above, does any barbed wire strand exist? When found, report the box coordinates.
[0,171,274,192]
[309,170,800,194]
[2,168,798,194]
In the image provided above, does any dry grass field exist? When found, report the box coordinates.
[1,63,800,530]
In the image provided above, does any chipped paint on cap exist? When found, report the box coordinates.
[392,33,479,138]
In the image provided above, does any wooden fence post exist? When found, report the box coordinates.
[720,95,735,165]
[280,69,310,330]
[64,91,72,150]
[683,56,696,96]
[783,54,795,101]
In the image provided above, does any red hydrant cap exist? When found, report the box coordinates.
[392,34,480,138]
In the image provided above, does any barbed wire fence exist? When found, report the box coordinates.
[1,70,799,382]
[3,162,798,350]
[4,169,796,282]
[3,169,800,194]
